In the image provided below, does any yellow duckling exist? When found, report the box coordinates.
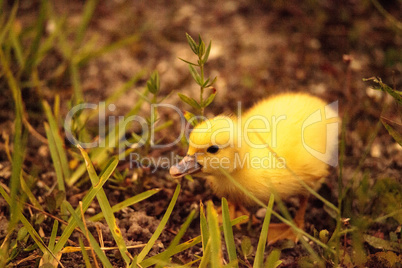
[170,92,339,243]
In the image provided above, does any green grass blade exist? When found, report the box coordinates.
[37,12,65,64]
[154,209,197,268]
[48,220,59,252]
[140,215,248,267]
[20,176,43,211]
[79,237,92,268]
[78,34,141,64]
[107,71,144,103]
[53,157,118,255]
[136,184,181,263]
[381,118,402,146]
[0,185,63,267]
[0,47,25,229]
[254,195,275,267]
[167,209,197,250]
[43,100,71,183]
[207,201,222,268]
[0,2,18,44]
[141,236,202,268]
[77,145,131,265]
[199,239,211,268]
[264,250,282,268]
[69,62,84,104]
[221,198,238,267]
[64,201,113,268]
[74,0,98,48]
[218,168,333,253]
[45,122,66,192]
[89,189,161,222]
[41,219,60,264]
[23,0,47,74]
[200,202,209,252]
[10,27,24,67]
[68,88,149,186]
[129,256,138,268]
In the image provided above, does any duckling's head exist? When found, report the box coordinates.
[170,116,239,179]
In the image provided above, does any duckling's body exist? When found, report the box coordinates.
[171,92,339,208]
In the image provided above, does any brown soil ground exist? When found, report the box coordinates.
[0,0,401,267]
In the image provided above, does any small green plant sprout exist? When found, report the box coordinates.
[363,76,402,146]
[135,70,173,155]
[179,33,217,125]
[363,76,402,104]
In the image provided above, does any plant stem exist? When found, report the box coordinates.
[199,60,205,116]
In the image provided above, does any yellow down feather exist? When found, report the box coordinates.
[171,92,340,206]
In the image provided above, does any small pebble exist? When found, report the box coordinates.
[256,208,267,219]
[86,208,95,215]
[370,142,381,158]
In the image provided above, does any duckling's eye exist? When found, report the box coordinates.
[207,145,219,154]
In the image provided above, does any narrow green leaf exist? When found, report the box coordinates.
[48,220,59,251]
[154,210,196,268]
[254,195,275,267]
[154,71,160,93]
[264,250,282,268]
[363,234,401,251]
[140,215,248,267]
[363,77,402,104]
[0,185,61,266]
[178,57,199,66]
[203,92,216,107]
[74,0,98,48]
[147,71,160,94]
[199,239,211,268]
[137,184,181,262]
[10,27,24,68]
[200,202,209,251]
[189,64,202,85]
[76,145,131,265]
[79,237,92,268]
[198,38,205,58]
[153,120,173,133]
[23,0,47,74]
[77,34,140,64]
[53,157,117,255]
[222,198,238,267]
[167,209,196,250]
[183,110,199,127]
[381,118,402,146]
[37,15,66,64]
[186,33,198,54]
[241,236,253,258]
[202,41,212,64]
[218,168,333,253]
[69,63,84,104]
[20,176,43,211]
[207,201,222,267]
[89,189,160,222]
[206,76,218,87]
[0,2,19,44]
[102,71,144,109]
[178,93,201,110]
[0,47,26,229]
[43,101,70,184]
[45,123,65,192]
[141,236,201,267]
[64,201,113,268]
[68,88,148,186]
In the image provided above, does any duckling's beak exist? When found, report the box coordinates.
[170,155,202,178]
